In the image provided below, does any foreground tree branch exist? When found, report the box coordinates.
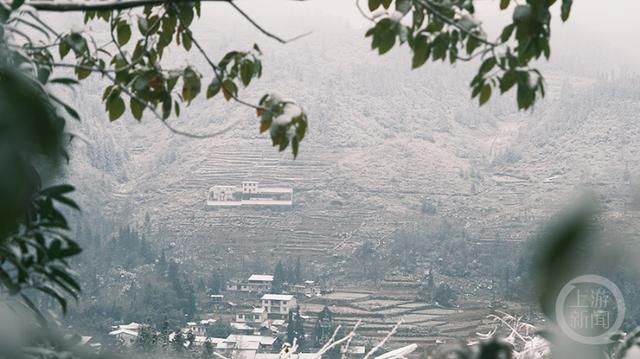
[24,0,226,12]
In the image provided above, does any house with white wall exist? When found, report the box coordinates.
[260,294,297,319]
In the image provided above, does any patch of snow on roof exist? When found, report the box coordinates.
[261,294,294,301]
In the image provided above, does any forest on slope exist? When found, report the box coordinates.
[58,2,640,281]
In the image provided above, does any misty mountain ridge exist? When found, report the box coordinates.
[57,7,640,275]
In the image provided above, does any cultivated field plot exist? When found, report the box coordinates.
[396,302,431,309]
[353,299,408,311]
[396,313,442,323]
[303,287,497,351]
[321,292,371,301]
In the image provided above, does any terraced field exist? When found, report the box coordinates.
[297,287,505,351]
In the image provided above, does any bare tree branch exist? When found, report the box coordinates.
[341,320,362,358]
[226,1,311,44]
[23,0,224,12]
[171,3,263,111]
[106,69,245,139]
[355,0,374,22]
[362,321,402,359]
[23,0,311,43]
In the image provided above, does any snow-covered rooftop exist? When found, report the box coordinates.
[255,354,317,359]
[225,334,276,346]
[231,322,254,331]
[108,329,138,337]
[112,322,143,331]
[206,199,292,207]
[261,294,294,301]
[258,187,293,194]
[248,274,273,282]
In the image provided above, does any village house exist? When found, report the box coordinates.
[248,274,274,292]
[226,279,250,292]
[191,336,225,347]
[183,319,217,336]
[210,294,234,311]
[215,334,278,359]
[207,181,293,210]
[108,328,138,346]
[230,322,255,335]
[236,307,268,324]
[226,274,274,293]
[289,280,320,297]
[260,294,297,319]
[107,322,148,346]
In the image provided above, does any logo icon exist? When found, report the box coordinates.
[555,274,625,345]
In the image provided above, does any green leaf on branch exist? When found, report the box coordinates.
[561,0,572,21]
[206,78,221,99]
[368,0,381,11]
[479,57,496,74]
[257,94,308,158]
[182,33,192,51]
[500,24,515,42]
[479,83,491,106]
[466,36,480,55]
[59,41,70,59]
[181,67,201,104]
[396,0,411,14]
[222,79,237,101]
[499,70,517,93]
[107,93,125,121]
[116,21,131,46]
[130,97,145,121]
[138,16,149,35]
[411,35,430,69]
[240,61,254,86]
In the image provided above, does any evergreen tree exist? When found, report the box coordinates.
[294,257,303,284]
[157,250,167,275]
[210,272,224,294]
[286,307,305,350]
[186,330,196,349]
[143,212,152,234]
[206,321,233,338]
[182,280,197,318]
[433,283,458,307]
[135,326,156,352]
[313,307,334,348]
[202,340,214,358]
[172,330,185,353]
[272,261,286,293]
[313,321,323,347]
[158,318,171,352]
[167,261,180,283]
[318,306,332,321]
